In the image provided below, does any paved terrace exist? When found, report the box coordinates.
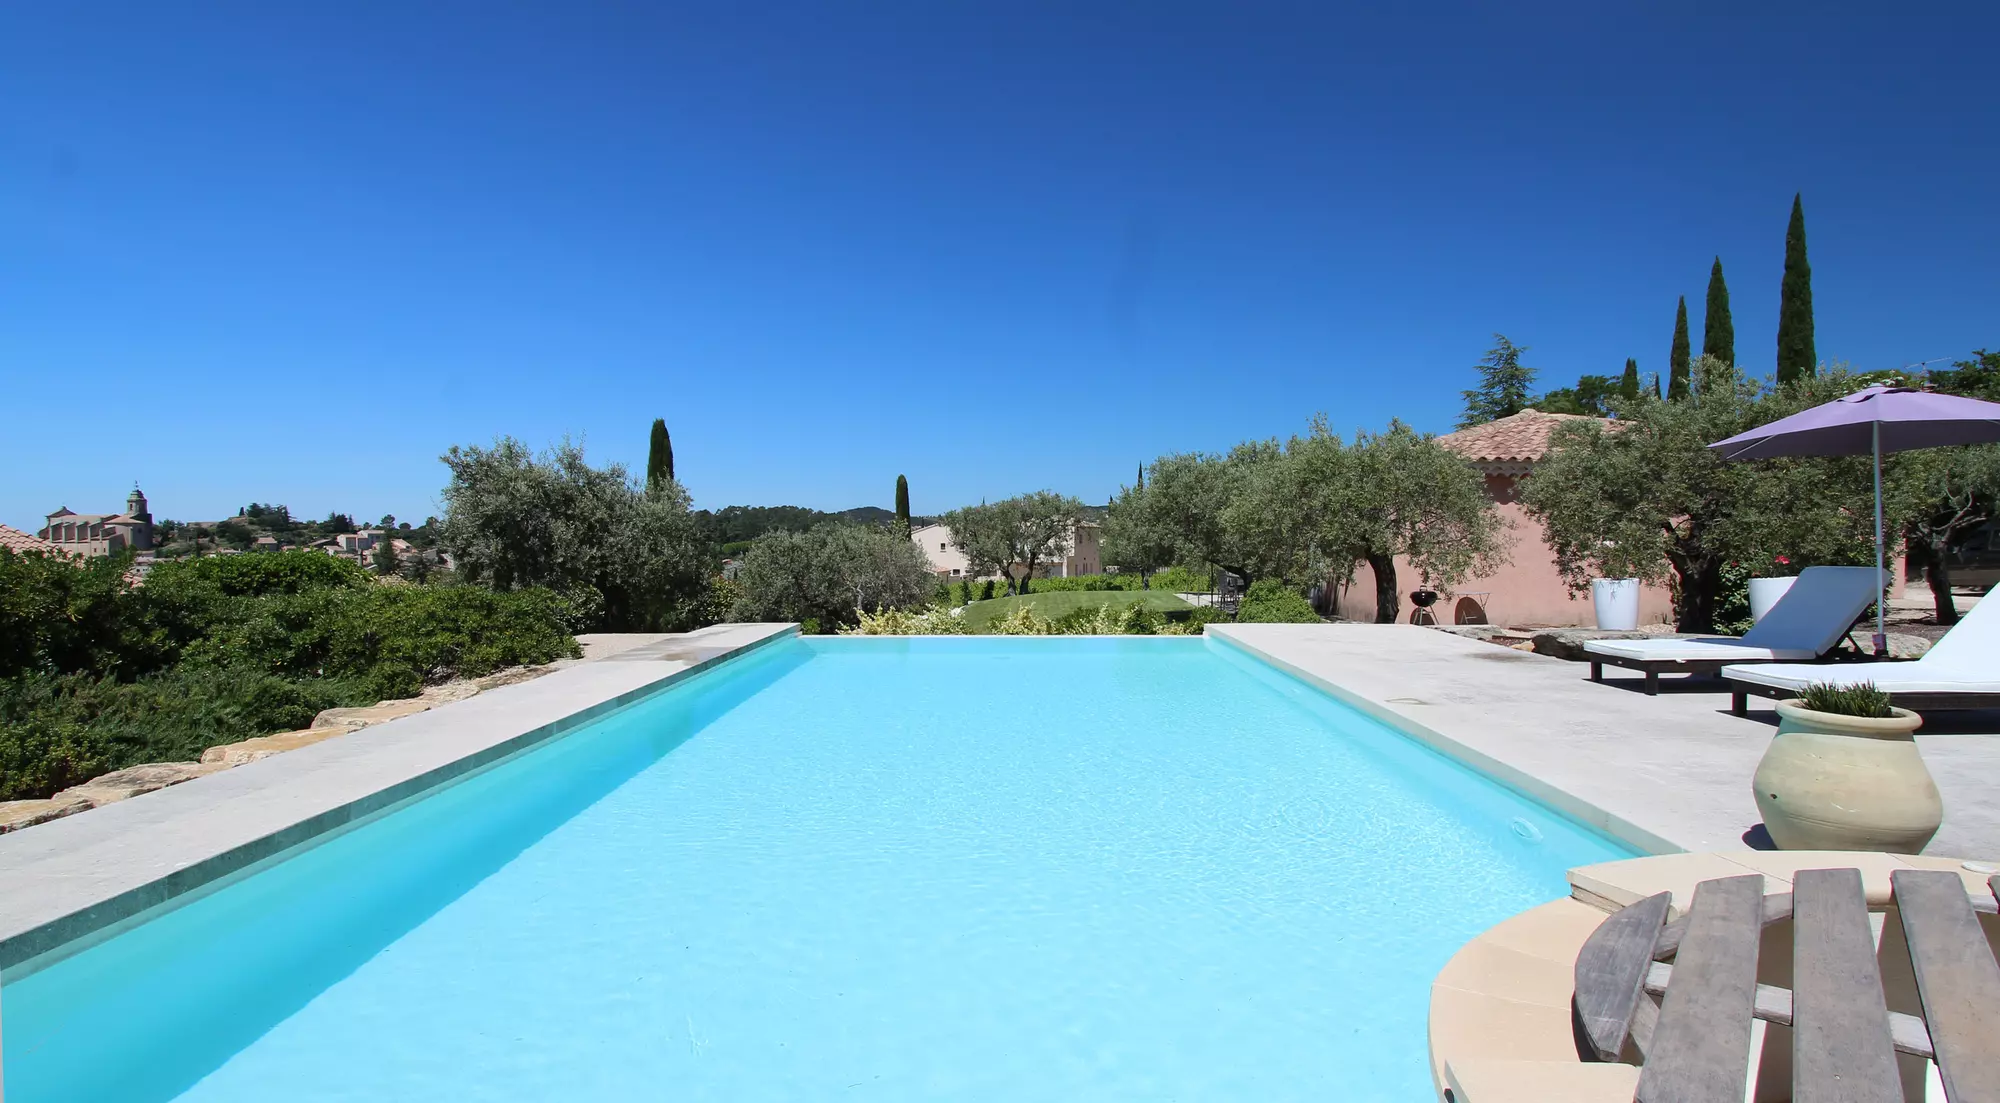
[1210,623,2000,859]
[0,622,794,974]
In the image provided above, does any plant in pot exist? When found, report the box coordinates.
[1746,554,1797,624]
[1752,682,1941,853]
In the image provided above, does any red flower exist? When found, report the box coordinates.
[1774,555,1791,565]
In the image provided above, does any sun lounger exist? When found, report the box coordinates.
[1582,566,1888,695]
[1724,591,2000,714]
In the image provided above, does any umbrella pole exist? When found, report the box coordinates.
[1873,421,1887,656]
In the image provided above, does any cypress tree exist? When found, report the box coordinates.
[1619,358,1640,401]
[1652,373,1662,399]
[1702,257,1734,366]
[1776,193,1816,383]
[894,474,911,536]
[645,418,674,493]
[1668,297,1692,401]
[1136,464,1145,490]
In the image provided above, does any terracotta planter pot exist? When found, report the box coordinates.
[1753,700,1941,852]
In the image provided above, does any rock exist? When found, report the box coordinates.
[310,697,436,731]
[419,681,483,706]
[1530,627,1685,662]
[1430,625,1510,642]
[201,727,353,767]
[470,665,552,691]
[0,796,95,834]
[53,761,228,807]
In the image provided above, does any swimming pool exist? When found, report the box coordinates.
[2,635,1630,1101]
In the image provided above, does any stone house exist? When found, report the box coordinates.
[1336,410,1677,627]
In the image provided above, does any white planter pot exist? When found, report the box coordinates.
[1752,701,1941,852]
[1590,578,1640,631]
[1748,576,1796,623]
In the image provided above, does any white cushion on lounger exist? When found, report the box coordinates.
[1722,592,2000,694]
[1583,566,1888,664]
[1586,638,1818,663]
[1721,663,2000,695]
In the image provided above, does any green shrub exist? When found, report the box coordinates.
[957,580,974,605]
[1713,561,1755,637]
[987,605,1057,635]
[144,549,371,597]
[1235,580,1321,623]
[323,585,580,696]
[0,549,581,800]
[1048,603,1182,634]
[0,707,111,801]
[1148,566,1213,594]
[1177,606,1228,633]
[729,524,936,630]
[1797,682,1895,718]
[0,548,153,679]
[955,572,1216,601]
[842,607,968,635]
[0,666,376,800]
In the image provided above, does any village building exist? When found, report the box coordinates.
[1,524,63,556]
[38,486,156,557]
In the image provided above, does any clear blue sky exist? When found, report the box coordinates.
[5,3,1996,530]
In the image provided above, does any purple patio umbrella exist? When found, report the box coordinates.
[1709,384,2000,652]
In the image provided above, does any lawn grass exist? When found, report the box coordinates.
[958,589,1194,633]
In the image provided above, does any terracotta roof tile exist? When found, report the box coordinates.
[1437,408,1609,464]
[0,524,64,556]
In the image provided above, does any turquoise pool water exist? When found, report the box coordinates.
[2,636,1630,1101]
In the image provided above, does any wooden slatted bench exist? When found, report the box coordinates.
[1574,868,2000,1103]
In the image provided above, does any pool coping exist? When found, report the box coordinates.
[1206,624,2000,860]
[0,623,797,977]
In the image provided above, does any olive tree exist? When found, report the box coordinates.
[1886,443,2000,626]
[437,437,712,631]
[1129,425,1500,619]
[1884,350,2000,625]
[1303,419,1506,623]
[1138,442,1290,585]
[1519,360,1874,632]
[942,491,1084,595]
[1100,477,1178,588]
[729,523,935,628]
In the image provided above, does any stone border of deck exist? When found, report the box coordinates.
[1206,623,2000,858]
[1426,851,1998,1103]
[0,622,796,977]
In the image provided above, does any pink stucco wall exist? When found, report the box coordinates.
[1334,473,1677,628]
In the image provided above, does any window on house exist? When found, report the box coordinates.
[940,542,947,551]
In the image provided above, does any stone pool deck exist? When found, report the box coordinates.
[1210,624,2000,860]
[0,622,794,974]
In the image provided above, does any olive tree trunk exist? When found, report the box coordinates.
[1368,552,1399,624]
[1907,537,1960,626]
